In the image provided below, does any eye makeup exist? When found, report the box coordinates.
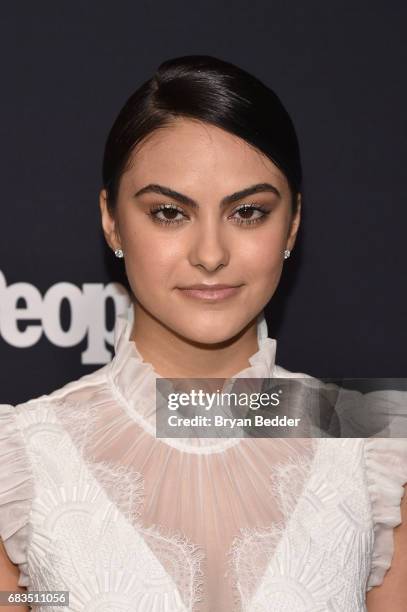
[147,202,272,227]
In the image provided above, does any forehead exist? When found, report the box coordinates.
[122,118,289,195]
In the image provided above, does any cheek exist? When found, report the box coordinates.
[123,232,179,290]
[238,233,284,282]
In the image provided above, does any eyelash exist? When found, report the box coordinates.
[148,203,271,226]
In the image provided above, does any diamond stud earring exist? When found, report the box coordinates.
[114,249,124,258]
[284,249,291,259]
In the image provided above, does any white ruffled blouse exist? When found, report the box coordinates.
[1,306,407,611]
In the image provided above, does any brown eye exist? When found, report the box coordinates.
[147,202,271,227]
[148,203,188,225]
[230,204,270,225]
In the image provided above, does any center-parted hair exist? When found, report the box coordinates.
[102,54,302,215]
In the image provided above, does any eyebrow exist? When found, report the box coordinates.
[133,182,281,208]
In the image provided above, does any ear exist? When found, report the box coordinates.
[286,192,302,251]
[99,189,122,252]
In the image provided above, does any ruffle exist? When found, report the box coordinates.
[364,436,407,590]
[108,305,278,452]
[0,404,34,587]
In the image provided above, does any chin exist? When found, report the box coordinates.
[175,318,247,346]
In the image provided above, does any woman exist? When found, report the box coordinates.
[1,54,407,611]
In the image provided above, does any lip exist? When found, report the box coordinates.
[177,284,243,301]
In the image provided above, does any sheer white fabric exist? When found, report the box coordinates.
[1,306,407,611]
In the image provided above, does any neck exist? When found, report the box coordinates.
[129,303,260,379]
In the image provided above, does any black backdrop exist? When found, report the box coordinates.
[1,1,406,406]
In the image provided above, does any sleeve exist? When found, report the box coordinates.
[0,403,34,587]
[364,433,407,591]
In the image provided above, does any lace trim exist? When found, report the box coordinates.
[227,444,317,610]
[140,522,205,610]
[227,523,287,612]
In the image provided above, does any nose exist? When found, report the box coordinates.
[188,217,230,272]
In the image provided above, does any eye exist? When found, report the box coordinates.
[148,203,188,225]
[229,204,271,225]
[147,202,271,226]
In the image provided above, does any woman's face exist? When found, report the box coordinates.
[100,117,301,345]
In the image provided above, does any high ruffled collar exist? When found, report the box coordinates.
[107,304,278,453]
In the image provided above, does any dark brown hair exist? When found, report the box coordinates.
[102,54,302,216]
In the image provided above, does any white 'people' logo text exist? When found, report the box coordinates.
[0,269,131,364]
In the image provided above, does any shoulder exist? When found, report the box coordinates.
[0,362,111,527]
[0,363,115,474]
[362,436,407,592]
[3,361,112,421]
[0,403,34,587]
[364,438,407,608]
[0,361,112,585]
